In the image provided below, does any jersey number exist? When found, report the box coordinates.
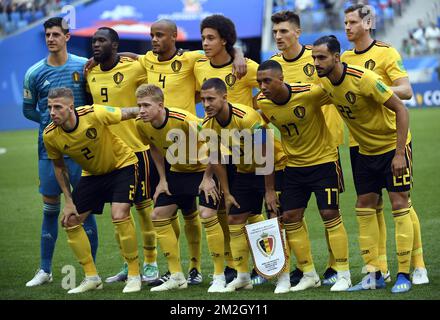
[325,188,339,205]
[159,74,166,88]
[393,169,411,187]
[101,88,108,102]
[282,123,299,137]
[337,105,355,119]
[81,147,94,160]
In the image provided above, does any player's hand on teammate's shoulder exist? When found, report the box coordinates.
[232,48,247,80]
[83,57,98,77]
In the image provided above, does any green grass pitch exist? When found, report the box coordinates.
[0,108,439,300]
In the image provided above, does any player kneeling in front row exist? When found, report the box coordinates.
[43,87,142,294]
[135,84,226,293]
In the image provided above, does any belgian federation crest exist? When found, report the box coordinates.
[86,128,97,139]
[113,72,124,85]
[345,91,356,104]
[72,71,81,83]
[257,233,275,257]
[365,59,376,70]
[303,63,315,77]
[225,73,236,87]
[294,106,306,119]
[171,60,182,72]
[245,218,287,279]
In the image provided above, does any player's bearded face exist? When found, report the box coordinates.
[345,11,369,41]
[312,46,335,78]
[201,88,224,118]
[150,26,175,54]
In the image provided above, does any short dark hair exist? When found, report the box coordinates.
[44,17,69,34]
[271,10,301,28]
[313,35,341,54]
[201,15,237,56]
[345,4,374,20]
[257,60,283,74]
[97,27,119,44]
[201,78,227,94]
[48,87,74,101]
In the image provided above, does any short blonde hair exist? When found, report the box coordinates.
[135,84,164,103]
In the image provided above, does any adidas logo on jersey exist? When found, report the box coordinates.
[92,78,96,82]
[43,80,50,87]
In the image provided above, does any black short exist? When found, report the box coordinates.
[337,148,345,193]
[73,164,137,214]
[134,150,156,203]
[155,171,217,211]
[353,144,413,195]
[281,162,342,211]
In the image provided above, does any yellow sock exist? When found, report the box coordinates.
[201,215,224,275]
[136,200,157,264]
[247,214,265,224]
[114,211,136,259]
[376,205,388,274]
[183,210,202,272]
[229,224,249,273]
[65,225,97,277]
[392,208,414,274]
[217,209,233,269]
[409,200,425,268]
[324,215,349,272]
[113,216,140,276]
[284,221,314,273]
[153,218,182,274]
[280,223,290,273]
[324,228,336,270]
[356,208,380,272]
[170,212,180,239]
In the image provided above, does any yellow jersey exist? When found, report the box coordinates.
[257,83,338,167]
[270,45,344,146]
[318,63,411,156]
[341,40,409,147]
[202,103,287,173]
[136,107,206,173]
[139,49,204,115]
[194,58,259,107]
[87,56,148,153]
[43,105,138,176]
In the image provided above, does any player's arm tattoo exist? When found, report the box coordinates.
[121,107,140,120]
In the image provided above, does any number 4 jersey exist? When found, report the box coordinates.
[43,105,137,176]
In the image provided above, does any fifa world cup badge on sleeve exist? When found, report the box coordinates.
[245,218,287,279]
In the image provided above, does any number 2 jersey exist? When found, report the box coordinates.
[43,105,137,176]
